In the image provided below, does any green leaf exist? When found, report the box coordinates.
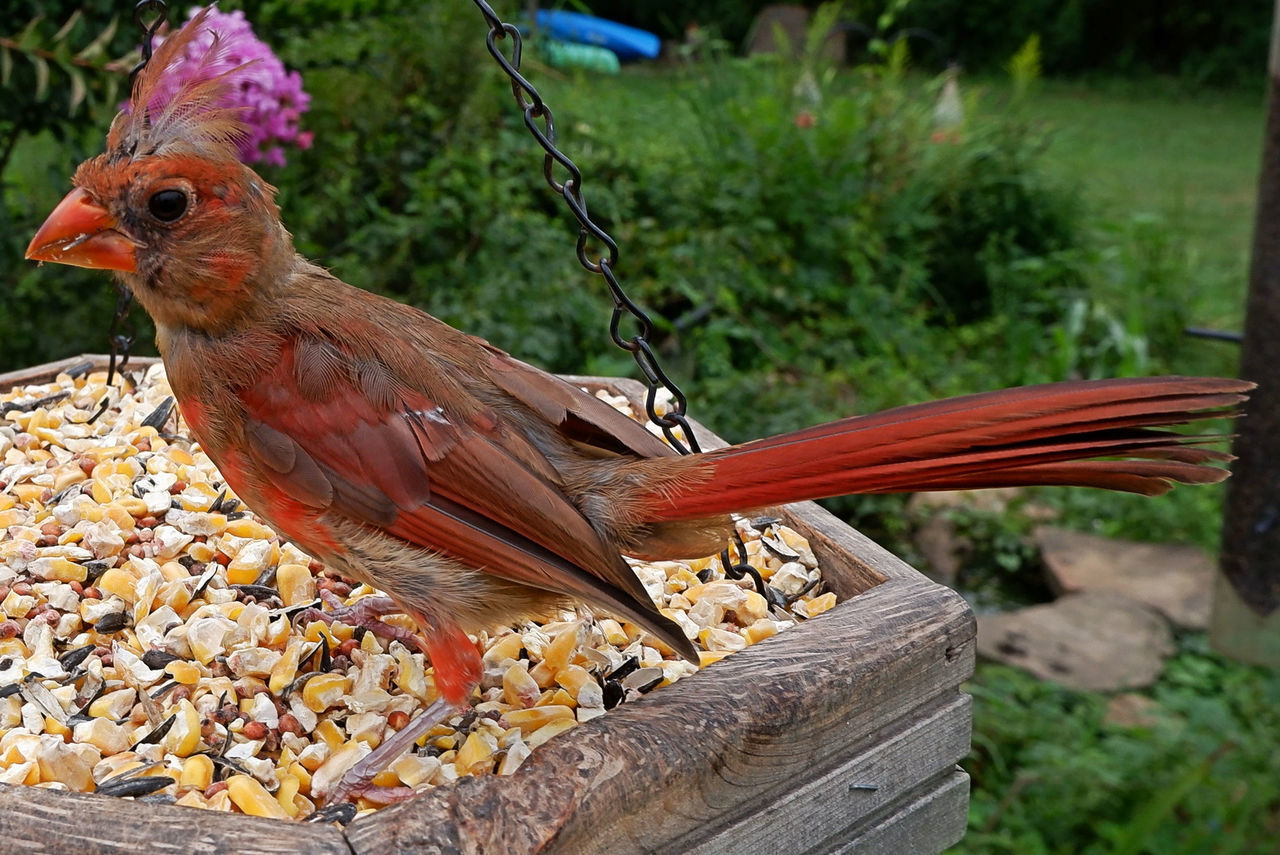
[52,11,82,44]
[75,16,118,63]
[14,15,43,49]
[0,48,10,88]
[32,55,48,101]
[68,68,86,115]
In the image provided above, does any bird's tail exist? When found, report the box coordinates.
[641,376,1252,522]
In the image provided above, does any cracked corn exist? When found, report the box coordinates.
[0,363,833,818]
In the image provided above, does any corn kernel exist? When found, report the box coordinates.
[276,563,315,608]
[88,688,136,719]
[744,620,779,645]
[179,754,214,790]
[301,673,349,714]
[116,496,148,517]
[540,623,580,672]
[502,662,540,709]
[227,774,290,819]
[33,557,86,583]
[314,719,345,752]
[96,567,140,603]
[165,660,201,685]
[503,705,575,736]
[800,592,837,617]
[288,761,312,794]
[597,618,629,647]
[225,518,275,540]
[371,769,400,788]
[454,731,493,775]
[42,717,70,739]
[161,699,202,757]
[168,447,195,466]
[554,664,593,700]
[50,467,86,493]
[482,632,524,665]
[10,484,43,505]
[103,505,135,530]
[275,773,301,816]
[525,718,576,749]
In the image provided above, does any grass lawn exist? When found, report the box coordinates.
[983,78,1262,337]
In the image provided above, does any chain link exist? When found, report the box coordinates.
[470,1,700,454]
[129,0,168,85]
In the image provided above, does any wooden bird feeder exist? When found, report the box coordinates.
[0,355,975,854]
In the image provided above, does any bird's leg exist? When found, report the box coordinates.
[323,696,459,805]
[298,592,427,652]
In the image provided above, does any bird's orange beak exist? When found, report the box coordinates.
[26,188,138,272]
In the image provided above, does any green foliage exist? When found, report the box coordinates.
[1007,34,1041,101]
[893,0,1272,86]
[0,4,151,369]
[0,3,136,150]
[960,638,1280,854]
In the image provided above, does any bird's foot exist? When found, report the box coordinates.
[298,593,426,653]
[323,697,457,806]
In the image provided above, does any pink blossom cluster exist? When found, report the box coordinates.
[146,6,312,166]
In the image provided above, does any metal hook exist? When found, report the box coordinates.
[129,0,169,86]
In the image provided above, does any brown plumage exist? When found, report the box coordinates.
[25,9,1250,802]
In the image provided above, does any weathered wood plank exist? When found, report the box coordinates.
[831,769,970,855]
[0,354,160,388]
[0,782,353,855]
[346,576,975,855]
[681,693,971,854]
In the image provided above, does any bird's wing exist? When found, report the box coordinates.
[480,344,678,460]
[234,332,686,647]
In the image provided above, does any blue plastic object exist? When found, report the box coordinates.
[534,10,660,61]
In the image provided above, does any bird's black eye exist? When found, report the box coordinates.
[147,189,189,223]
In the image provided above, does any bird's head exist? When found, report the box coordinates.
[25,7,293,334]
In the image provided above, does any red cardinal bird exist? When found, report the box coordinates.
[26,11,1249,803]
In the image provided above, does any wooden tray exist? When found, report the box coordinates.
[0,355,976,854]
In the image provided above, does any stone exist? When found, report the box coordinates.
[1035,526,1214,629]
[977,591,1175,691]
[1103,693,1163,728]
[911,514,968,585]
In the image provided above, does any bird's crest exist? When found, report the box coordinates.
[107,6,249,164]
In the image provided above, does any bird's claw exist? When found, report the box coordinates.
[296,594,426,653]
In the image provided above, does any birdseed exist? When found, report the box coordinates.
[0,363,831,819]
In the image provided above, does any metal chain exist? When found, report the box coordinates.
[469,1,700,454]
[129,0,168,84]
[92,1,166,424]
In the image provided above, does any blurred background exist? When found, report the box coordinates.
[2,1,1277,850]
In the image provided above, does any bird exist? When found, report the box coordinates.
[26,10,1249,803]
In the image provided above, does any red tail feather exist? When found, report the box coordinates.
[643,376,1251,521]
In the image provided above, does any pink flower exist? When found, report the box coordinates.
[136,6,310,166]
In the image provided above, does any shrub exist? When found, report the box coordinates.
[6,0,1092,429]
